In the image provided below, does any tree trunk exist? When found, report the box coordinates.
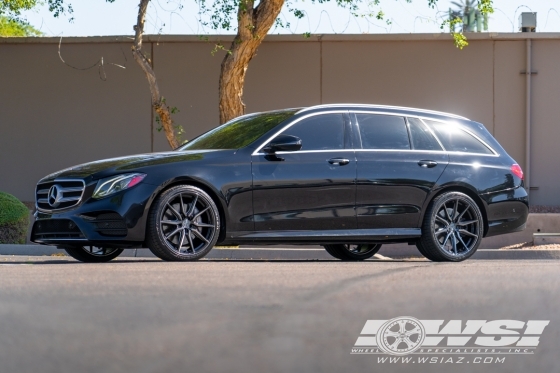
[132,0,179,149]
[219,0,284,124]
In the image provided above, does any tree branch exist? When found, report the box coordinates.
[218,0,285,123]
[132,0,178,149]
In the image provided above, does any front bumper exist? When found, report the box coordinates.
[31,183,157,247]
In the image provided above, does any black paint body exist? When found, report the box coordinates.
[31,105,528,248]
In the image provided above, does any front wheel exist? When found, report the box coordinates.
[146,185,220,261]
[63,246,124,263]
[323,244,382,261]
[418,191,484,262]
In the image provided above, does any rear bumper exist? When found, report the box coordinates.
[483,186,529,237]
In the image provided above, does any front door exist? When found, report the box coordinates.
[252,112,356,231]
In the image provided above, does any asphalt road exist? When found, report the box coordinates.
[0,256,558,373]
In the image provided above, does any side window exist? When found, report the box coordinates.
[424,120,493,154]
[280,114,344,150]
[356,114,410,150]
[407,117,443,151]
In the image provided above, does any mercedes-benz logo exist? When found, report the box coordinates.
[376,317,425,356]
[48,185,63,207]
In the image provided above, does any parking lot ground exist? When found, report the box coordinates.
[3,243,560,260]
[0,255,558,373]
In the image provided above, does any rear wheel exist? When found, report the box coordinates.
[418,191,483,262]
[323,244,382,261]
[146,185,220,261]
[63,246,124,263]
[415,241,441,262]
[323,244,344,259]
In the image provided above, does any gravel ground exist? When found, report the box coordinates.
[529,205,560,213]
[499,242,560,250]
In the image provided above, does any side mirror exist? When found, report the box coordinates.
[263,135,302,154]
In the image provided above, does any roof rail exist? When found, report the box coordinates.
[297,104,469,120]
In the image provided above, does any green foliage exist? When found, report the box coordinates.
[477,0,493,15]
[449,0,488,33]
[0,0,72,20]
[195,0,390,32]
[0,192,28,225]
[452,31,468,49]
[0,15,42,36]
[154,97,188,145]
[194,0,492,50]
[440,0,493,48]
[0,0,36,17]
[0,191,29,244]
[440,16,469,49]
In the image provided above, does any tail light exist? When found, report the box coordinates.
[511,164,524,179]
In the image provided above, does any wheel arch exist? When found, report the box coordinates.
[143,177,228,244]
[421,184,489,237]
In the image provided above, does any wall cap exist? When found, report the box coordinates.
[2,33,560,44]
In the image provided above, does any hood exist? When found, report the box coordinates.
[39,149,229,183]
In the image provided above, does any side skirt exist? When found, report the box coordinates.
[222,228,421,245]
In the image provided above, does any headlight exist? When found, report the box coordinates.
[92,173,146,199]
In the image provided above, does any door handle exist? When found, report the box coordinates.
[418,160,438,168]
[328,158,350,166]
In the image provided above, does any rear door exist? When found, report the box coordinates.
[353,113,449,228]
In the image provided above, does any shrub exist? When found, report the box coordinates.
[0,192,29,244]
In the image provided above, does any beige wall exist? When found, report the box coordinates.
[531,40,560,206]
[0,34,559,205]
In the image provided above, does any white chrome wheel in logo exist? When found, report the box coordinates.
[376,317,425,356]
[48,185,62,207]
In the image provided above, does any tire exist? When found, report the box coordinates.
[323,244,344,259]
[323,244,382,261]
[415,241,442,262]
[418,191,484,262]
[146,185,220,261]
[64,246,124,263]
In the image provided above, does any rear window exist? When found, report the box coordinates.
[407,117,443,151]
[423,120,493,154]
[356,114,410,150]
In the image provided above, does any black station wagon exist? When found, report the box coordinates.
[31,104,528,262]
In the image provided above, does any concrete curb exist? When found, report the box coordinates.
[1,244,558,260]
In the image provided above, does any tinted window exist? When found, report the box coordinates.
[179,109,297,150]
[356,114,410,150]
[280,114,344,150]
[424,120,493,154]
[407,117,443,151]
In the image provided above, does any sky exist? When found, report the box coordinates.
[20,0,560,36]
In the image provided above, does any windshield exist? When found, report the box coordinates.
[178,109,299,151]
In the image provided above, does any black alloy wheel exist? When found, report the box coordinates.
[323,244,382,260]
[417,191,483,262]
[146,185,220,261]
[63,246,124,263]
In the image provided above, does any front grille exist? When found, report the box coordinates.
[32,219,85,240]
[86,212,128,237]
[36,180,85,211]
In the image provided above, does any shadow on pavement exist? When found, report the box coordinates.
[0,257,430,265]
